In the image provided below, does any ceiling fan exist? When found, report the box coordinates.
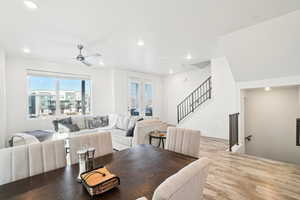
[74,44,101,66]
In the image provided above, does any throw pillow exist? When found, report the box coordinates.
[52,120,59,132]
[99,115,109,127]
[87,116,102,129]
[126,125,135,137]
[64,124,80,132]
[58,117,72,125]
[116,116,130,130]
[53,117,73,132]
[71,116,86,130]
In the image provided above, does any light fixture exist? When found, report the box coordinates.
[137,39,144,46]
[169,69,174,74]
[186,53,192,60]
[22,47,31,54]
[264,87,271,91]
[24,1,38,10]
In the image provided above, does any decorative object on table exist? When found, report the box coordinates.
[80,167,120,197]
[77,149,88,182]
[149,131,167,149]
[86,148,96,171]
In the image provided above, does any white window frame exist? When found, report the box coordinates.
[128,77,153,117]
[27,70,92,119]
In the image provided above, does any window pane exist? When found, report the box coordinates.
[28,76,56,118]
[129,82,140,116]
[144,83,153,116]
[84,80,91,114]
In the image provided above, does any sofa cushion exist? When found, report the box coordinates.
[116,116,130,130]
[108,114,118,128]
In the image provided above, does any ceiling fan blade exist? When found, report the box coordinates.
[85,53,102,58]
[81,60,92,67]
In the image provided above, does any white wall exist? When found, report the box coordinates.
[0,49,7,148]
[113,69,163,118]
[5,57,114,134]
[163,57,238,139]
[4,57,164,139]
[220,10,300,82]
[244,86,300,164]
[162,66,211,123]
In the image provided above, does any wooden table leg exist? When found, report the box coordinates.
[158,138,161,148]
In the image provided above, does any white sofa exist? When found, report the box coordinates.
[57,114,165,151]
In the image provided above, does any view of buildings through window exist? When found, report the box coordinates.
[28,75,91,118]
[128,80,153,116]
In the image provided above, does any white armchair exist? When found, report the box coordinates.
[136,157,211,200]
[132,120,166,146]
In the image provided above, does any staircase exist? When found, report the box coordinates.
[177,76,212,123]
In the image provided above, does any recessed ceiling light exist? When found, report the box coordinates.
[264,87,271,91]
[22,47,31,54]
[24,1,38,10]
[186,53,192,60]
[137,39,144,46]
[99,60,105,66]
[169,69,174,74]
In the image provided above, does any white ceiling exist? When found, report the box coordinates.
[1,0,300,74]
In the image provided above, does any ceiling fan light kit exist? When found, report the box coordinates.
[75,44,101,67]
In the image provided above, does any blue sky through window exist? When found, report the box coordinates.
[29,76,90,91]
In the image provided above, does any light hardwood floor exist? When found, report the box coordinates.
[200,136,300,200]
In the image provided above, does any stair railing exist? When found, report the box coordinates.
[177,76,212,123]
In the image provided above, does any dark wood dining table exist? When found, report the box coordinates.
[0,144,197,200]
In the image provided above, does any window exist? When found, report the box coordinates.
[144,83,153,116]
[28,75,91,118]
[128,79,153,117]
[129,81,141,116]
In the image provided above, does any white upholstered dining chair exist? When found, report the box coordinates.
[0,139,66,186]
[29,139,67,175]
[136,157,211,200]
[0,145,31,185]
[165,127,201,158]
[69,132,113,165]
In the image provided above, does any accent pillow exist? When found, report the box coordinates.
[52,120,59,132]
[87,116,102,129]
[53,117,73,131]
[99,116,109,127]
[59,117,72,125]
[71,116,86,130]
[126,125,135,137]
[86,116,109,129]
[64,124,80,132]
[116,116,130,130]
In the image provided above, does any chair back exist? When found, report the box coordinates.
[0,148,13,185]
[69,132,113,164]
[152,157,211,200]
[166,127,201,158]
[42,139,66,172]
[0,139,66,185]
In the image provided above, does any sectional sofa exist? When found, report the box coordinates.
[56,114,166,151]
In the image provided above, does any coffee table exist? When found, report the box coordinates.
[149,131,167,149]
